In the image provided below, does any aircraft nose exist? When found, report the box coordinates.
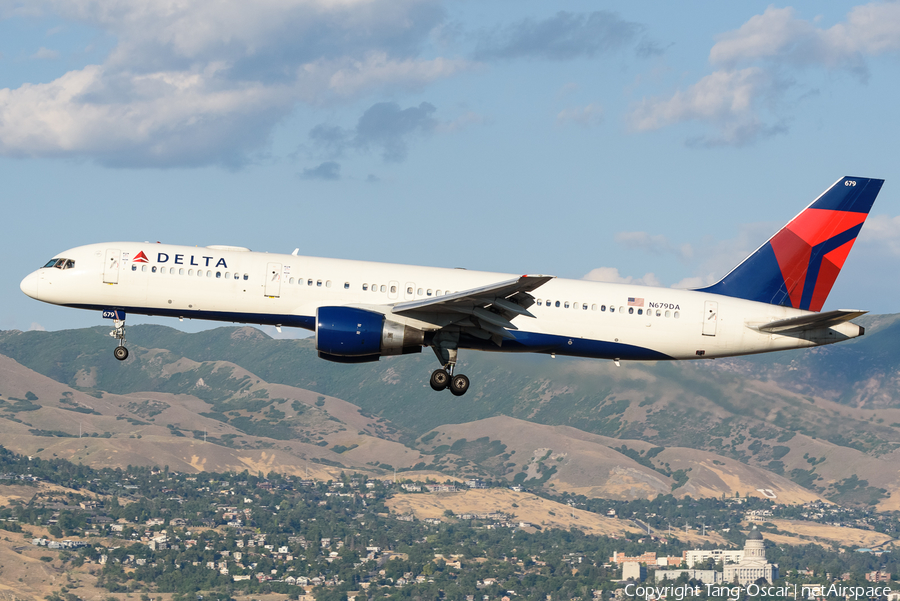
[20,271,39,299]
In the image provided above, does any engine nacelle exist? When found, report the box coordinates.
[315,306,424,361]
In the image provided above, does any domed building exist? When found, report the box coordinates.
[723,527,778,585]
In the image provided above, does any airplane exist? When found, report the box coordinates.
[20,176,883,396]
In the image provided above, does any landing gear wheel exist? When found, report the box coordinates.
[114,346,129,361]
[430,369,450,391]
[449,374,470,396]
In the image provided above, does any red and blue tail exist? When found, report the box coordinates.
[698,176,884,312]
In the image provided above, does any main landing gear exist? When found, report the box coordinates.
[110,318,129,361]
[429,343,470,396]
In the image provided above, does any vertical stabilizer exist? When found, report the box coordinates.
[698,176,883,311]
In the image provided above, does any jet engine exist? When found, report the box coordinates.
[315,306,424,363]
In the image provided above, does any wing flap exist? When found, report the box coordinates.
[392,274,553,344]
[755,309,867,333]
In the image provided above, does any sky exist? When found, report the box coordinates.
[3,0,900,337]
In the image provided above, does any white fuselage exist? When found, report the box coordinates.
[20,242,864,361]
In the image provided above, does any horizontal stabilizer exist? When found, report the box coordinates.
[755,309,867,333]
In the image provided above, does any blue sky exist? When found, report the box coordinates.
[3,0,900,335]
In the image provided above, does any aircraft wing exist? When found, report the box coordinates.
[755,309,867,334]
[392,274,553,344]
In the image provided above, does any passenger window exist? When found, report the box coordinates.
[637,309,643,315]
[326,280,332,288]
[363,284,368,291]
[216,272,222,278]
[207,270,212,277]
[142,265,148,272]
[317,280,322,287]
[417,288,423,295]
[591,304,597,311]
[151,266,157,273]
[656,310,661,317]
[665,310,671,318]
[308,279,313,286]
[436,290,442,296]
[609,306,614,313]
[234,273,239,280]
[628,307,634,314]
[555,301,560,307]
[169,268,174,274]
[179,268,184,275]
[289,277,294,284]
[132,265,137,271]
[391,285,398,294]
[674,311,680,319]
[427,289,432,296]
[243,274,249,280]
[380,285,386,293]
[564,301,570,309]
[188,269,194,276]
[407,287,413,295]
[344,282,350,289]
[537,300,542,306]
[619,306,625,313]
[583,304,588,310]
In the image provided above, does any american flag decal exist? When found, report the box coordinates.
[627,297,644,307]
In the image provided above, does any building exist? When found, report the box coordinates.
[622,562,646,582]
[683,548,743,568]
[610,551,657,565]
[656,569,722,584]
[723,528,778,585]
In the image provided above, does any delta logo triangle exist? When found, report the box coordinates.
[133,251,149,263]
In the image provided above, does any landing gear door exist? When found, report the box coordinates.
[104,249,121,284]
[702,301,718,336]
[265,262,282,297]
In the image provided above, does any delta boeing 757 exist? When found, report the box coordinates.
[20,176,883,396]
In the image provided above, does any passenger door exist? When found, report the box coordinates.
[104,249,121,284]
[702,301,718,336]
[265,262,282,297]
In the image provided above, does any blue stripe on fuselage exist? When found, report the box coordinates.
[67,303,672,361]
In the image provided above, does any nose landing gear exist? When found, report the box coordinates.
[110,318,129,361]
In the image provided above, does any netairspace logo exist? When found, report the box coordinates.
[624,582,894,600]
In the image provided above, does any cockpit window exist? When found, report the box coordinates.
[42,258,74,269]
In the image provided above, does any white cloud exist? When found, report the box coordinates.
[710,4,900,74]
[556,103,603,127]
[630,2,900,145]
[323,53,470,97]
[670,276,710,290]
[615,231,693,260]
[859,214,900,255]
[30,46,59,60]
[582,267,660,287]
[0,0,468,167]
[630,67,788,145]
[28,322,46,331]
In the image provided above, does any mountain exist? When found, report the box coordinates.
[2,316,900,507]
